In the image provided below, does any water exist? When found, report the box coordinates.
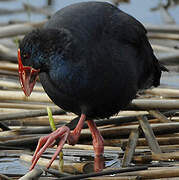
[0,157,29,175]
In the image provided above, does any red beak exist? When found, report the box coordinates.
[18,49,40,96]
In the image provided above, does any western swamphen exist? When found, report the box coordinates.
[18,1,167,170]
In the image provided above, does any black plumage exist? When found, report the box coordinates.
[19,2,167,119]
[18,1,167,170]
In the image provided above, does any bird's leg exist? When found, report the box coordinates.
[67,113,86,145]
[87,120,104,171]
[30,113,86,170]
[87,120,104,156]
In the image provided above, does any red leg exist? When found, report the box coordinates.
[30,113,86,170]
[68,113,86,145]
[87,120,104,171]
[87,120,104,155]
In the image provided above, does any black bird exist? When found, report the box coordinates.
[18,1,167,171]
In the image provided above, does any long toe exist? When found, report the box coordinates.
[30,126,70,170]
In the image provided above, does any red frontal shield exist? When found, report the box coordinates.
[18,49,40,96]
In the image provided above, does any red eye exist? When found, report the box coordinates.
[23,53,30,60]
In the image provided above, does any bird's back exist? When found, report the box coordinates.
[44,2,125,49]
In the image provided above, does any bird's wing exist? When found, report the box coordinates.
[105,9,147,47]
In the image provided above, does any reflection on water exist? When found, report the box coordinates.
[94,155,105,172]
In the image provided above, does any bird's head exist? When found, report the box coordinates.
[18,48,39,97]
[18,28,73,96]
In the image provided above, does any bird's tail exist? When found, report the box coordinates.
[160,63,169,72]
[153,54,168,87]
[138,54,168,90]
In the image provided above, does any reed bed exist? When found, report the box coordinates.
[1,1,179,180]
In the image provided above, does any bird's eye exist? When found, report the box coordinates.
[23,53,30,60]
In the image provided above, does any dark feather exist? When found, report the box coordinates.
[19,2,167,119]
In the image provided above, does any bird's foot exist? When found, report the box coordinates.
[30,126,71,170]
[30,114,86,170]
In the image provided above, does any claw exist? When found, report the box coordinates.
[30,126,70,170]
[46,129,69,168]
[29,114,86,170]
